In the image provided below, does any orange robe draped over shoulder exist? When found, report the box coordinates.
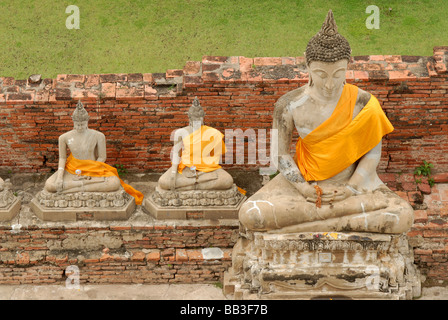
[65,154,144,205]
[295,83,394,182]
[178,125,226,174]
[176,125,247,195]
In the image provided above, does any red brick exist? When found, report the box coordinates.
[183,61,201,75]
[186,250,203,261]
[146,251,160,262]
[131,251,146,262]
[434,173,448,183]
[175,249,188,262]
[418,182,432,195]
[354,71,369,81]
[414,210,428,223]
[166,69,183,78]
[254,57,282,66]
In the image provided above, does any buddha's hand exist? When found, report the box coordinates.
[169,167,177,191]
[297,182,355,204]
[56,178,64,192]
[294,182,327,201]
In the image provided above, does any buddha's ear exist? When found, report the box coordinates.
[304,55,314,87]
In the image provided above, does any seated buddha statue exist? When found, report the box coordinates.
[0,176,18,213]
[158,97,236,192]
[238,10,413,234]
[43,100,143,205]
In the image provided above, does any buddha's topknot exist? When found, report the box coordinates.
[305,10,351,65]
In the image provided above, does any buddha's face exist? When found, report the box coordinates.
[308,59,347,99]
[73,120,88,133]
[189,117,204,129]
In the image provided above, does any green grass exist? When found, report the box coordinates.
[0,0,447,79]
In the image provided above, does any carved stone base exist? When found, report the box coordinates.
[143,185,246,220]
[0,197,21,221]
[30,189,135,221]
[223,231,421,300]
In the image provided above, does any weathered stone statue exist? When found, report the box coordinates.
[30,101,143,221]
[238,11,413,234]
[224,10,420,300]
[158,97,234,191]
[144,97,246,219]
[0,176,21,221]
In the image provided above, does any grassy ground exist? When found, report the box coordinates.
[0,0,447,79]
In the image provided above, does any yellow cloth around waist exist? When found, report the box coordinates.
[178,125,226,174]
[295,84,394,181]
[65,154,144,205]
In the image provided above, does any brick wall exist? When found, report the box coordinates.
[0,47,447,174]
[0,222,238,285]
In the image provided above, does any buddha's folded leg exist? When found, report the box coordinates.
[268,187,414,234]
[44,171,60,192]
[239,174,314,231]
[60,176,121,193]
[158,169,233,191]
[45,171,121,193]
[239,174,413,233]
[195,169,233,190]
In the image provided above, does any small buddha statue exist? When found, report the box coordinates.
[43,101,143,204]
[157,97,235,191]
[148,97,245,214]
[238,10,414,234]
[0,176,18,216]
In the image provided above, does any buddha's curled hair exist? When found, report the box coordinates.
[305,10,352,65]
[71,100,90,122]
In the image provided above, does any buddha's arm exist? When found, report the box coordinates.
[96,133,107,163]
[169,131,184,190]
[56,136,68,191]
[348,140,383,192]
[273,100,305,184]
[272,100,323,200]
[0,178,4,191]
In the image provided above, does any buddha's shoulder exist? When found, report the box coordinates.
[354,88,374,115]
[275,85,308,110]
[89,129,106,140]
[356,88,372,106]
[58,130,73,141]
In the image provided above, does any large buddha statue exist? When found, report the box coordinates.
[146,97,245,219]
[31,101,143,220]
[238,11,414,234]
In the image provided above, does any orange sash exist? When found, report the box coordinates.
[176,126,247,195]
[65,154,144,205]
[178,125,226,174]
[295,84,394,181]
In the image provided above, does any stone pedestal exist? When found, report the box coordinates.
[30,189,135,221]
[224,231,421,300]
[0,193,21,221]
[143,185,246,220]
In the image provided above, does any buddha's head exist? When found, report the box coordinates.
[72,100,90,133]
[305,10,351,99]
[188,97,205,128]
